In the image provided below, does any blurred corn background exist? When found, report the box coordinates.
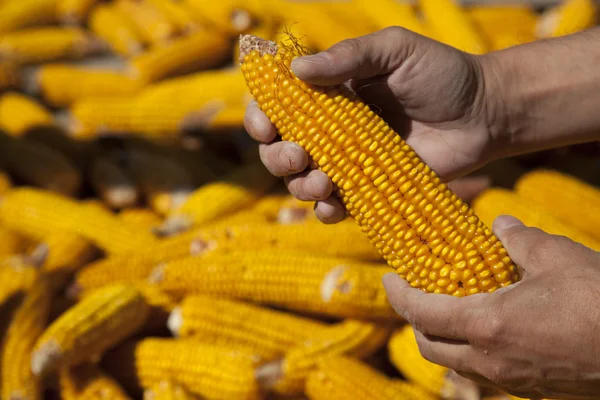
[0,0,597,399]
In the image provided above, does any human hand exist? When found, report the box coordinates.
[244,27,503,223]
[383,215,600,399]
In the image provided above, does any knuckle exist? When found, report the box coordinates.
[379,26,410,38]
[330,38,362,58]
[486,362,513,385]
[473,309,505,348]
[526,235,557,264]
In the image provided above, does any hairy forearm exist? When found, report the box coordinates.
[482,27,600,159]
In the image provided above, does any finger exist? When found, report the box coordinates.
[291,26,425,86]
[382,273,485,340]
[244,100,278,143]
[413,329,479,375]
[314,196,347,224]
[284,169,333,201]
[258,142,308,177]
[447,176,492,203]
[491,215,556,274]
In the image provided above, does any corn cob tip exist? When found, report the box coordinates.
[147,264,165,284]
[31,339,61,377]
[320,265,350,302]
[189,238,218,256]
[254,360,284,389]
[153,216,193,237]
[238,34,278,64]
[65,282,83,300]
[104,186,139,209]
[166,307,182,336]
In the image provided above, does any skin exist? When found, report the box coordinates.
[244,26,600,398]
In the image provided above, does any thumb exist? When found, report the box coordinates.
[492,215,553,275]
[290,27,426,86]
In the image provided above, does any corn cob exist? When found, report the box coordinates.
[144,381,198,400]
[0,28,106,65]
[388,325,481,399]
[419,0,488,53]
[0,92,54,136]
[59,363,132,400]
[0,252,46,306]
[119,208,162,229]
[194,103,247,131]
[89,155,139,210]
[0,188,160,254]
[240,35,519,295]
[306,355,437,400]
[536,0,597,38]
[151,251,396,319]
[256,320,392,395]
[318,2,379,37]
[57,0,99,24]
[89,4,144,56]
[146,0,202,33]
[0,0,59,35]
[0,136,82,196]
[129,29,231,83]
[31,284,149,377]
[69,69,250,137]
[37,64,143,107]
[123,149,196,215]
[0,61,20,92]
[0,226,32,256]
[158,163,277,235]
[102,339,262,400]
[473,188,600,251]
[40,232,97,274]
[1,275,52,400]
[115,0,179,45]
[515,170,600,241]
[469,6,537,50]
[183,0,255,34]
[354,0,433,37]
[168,295,329,361]
[233,20,280,63]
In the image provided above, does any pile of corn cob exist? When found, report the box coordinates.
[0,0,599,399]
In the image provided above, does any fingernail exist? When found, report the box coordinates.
[291,54,327,76]
[492,215,523,235]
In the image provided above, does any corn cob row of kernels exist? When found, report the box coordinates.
[31,283,150,377]
[59,363,133,400]
[89,4,145,56]
[1,274,52,400]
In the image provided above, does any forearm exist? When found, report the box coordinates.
[482,27,600,159]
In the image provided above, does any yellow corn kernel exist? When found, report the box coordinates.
[59,363,132,400]
[115,0,179,45]
[354,0,433,37]
[0,61,20,91]
[0,226,31,256]
[536,0,597,38]
[129,29,232,84]
[89,155,139,210]
[0,253,45,306]
[146,0,202,33]
[124,149,196,215]
[40,232,97,274]
[183,0,255,34]
[119,208,162,230]
[57,0,99,24]
[240,35,519,295]
[0,0,58,35]
[37,64,143,107]
[515,170,600,241]
[420,0,488,53]
[102,339,262,400]
[0,92,54,136]
[1,275,52,400]
[89,4,144,56]
[473,188,600,251]
[151,251,396,319]
[0,188,160,254]
[31,284,150,377]
[306,355,438,400]
[0,28,105,65]
[0,136,82,196]
[158,163,278,235]
[388,325,480,398]
[256,320,392,395]
[169,295,329,361]
[144,381,197,400]
[69,69,250,137]
[468,6,537,50]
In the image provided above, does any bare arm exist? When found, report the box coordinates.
[483,27,600,159]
